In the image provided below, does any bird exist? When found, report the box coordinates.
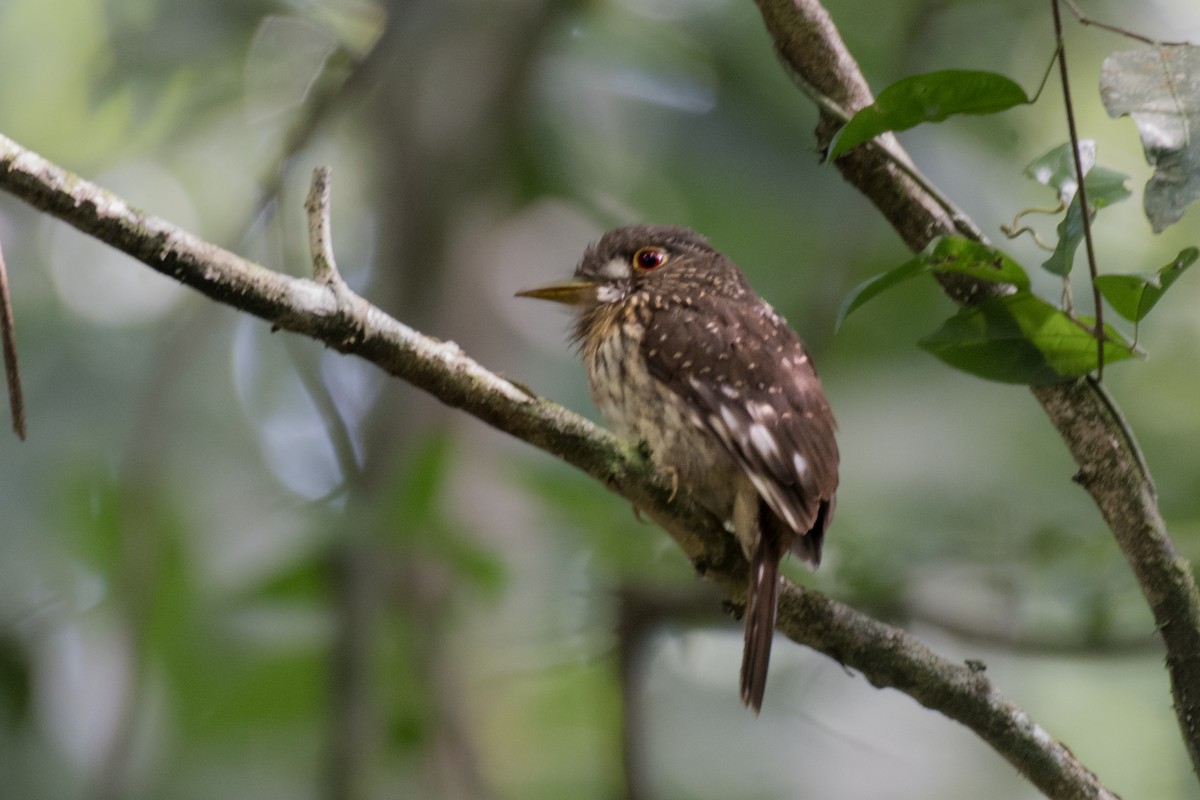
[517,224,838,712]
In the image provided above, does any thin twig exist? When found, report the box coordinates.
[305,166,340,284]
[0,238,25,439]
[1061,0,1190,47]
[303,166,361,347]
[1030,42,1063,103]
[1052,0,1105,379]
[299,164,377,800]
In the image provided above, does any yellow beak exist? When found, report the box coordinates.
[515,279,596,306]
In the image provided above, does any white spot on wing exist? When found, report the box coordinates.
[747,472,802,531]
[747,400,776,423]
[793,452,808,477]
[719,405,741,435]
[749,423,779,459]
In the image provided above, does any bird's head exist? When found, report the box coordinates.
[516,224,743,312]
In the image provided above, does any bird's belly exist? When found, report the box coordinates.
[586,324,740,518]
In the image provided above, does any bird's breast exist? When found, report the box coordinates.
[585,319,741,518]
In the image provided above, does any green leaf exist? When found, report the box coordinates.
[1042,166,1132,276]
[1095,247,1199,322]
[836,237,1030,329]
[1024,141,1096,203]
[1101,44,1200,232]
[829,70,1030,159]
[835,256,924,330]
[919,293,1138,384]
[923,236,1031,290]
[1077,165,1134,207]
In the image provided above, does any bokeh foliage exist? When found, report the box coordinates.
[0,0,1199,798]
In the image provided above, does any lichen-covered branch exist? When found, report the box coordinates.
[0,133,1116,799]
[751,0,1200,780]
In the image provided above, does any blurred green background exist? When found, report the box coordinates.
[1,0,1198,797]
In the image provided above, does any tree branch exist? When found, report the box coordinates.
[0,133,1118,799]
[752,0,1200,780]
[0,237,24,438]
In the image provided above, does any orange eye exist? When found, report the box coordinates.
[633,247,667,271]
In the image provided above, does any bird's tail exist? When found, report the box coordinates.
[740,519,783,713]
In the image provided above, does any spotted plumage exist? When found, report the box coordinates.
[518,224,839,712]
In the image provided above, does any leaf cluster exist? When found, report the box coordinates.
[832,50,1200,384]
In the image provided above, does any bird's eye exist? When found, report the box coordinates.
[633,247,668,271]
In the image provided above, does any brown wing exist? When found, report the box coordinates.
[642,299,839,547]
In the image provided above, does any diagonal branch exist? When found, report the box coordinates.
[752,0,1200,780]
[0,133,1115,799]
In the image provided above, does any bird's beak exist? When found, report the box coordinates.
[515,279,596,306]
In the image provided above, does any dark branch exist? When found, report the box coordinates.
[0,238,24,438]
